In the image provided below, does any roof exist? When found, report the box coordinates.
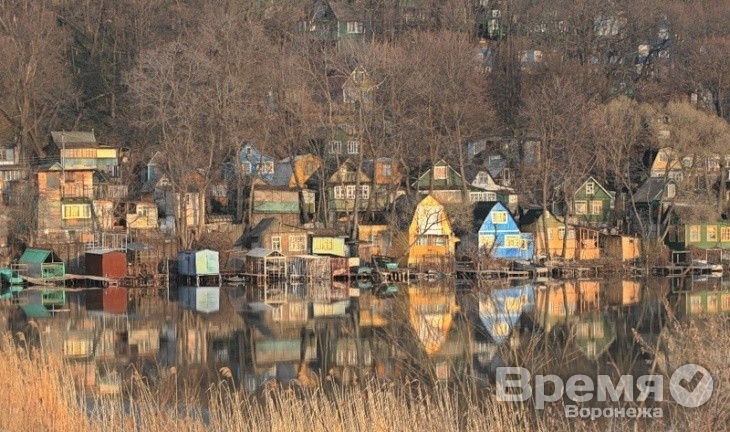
[19,248,61,264]
[633,178,672,203]
[328,1,364,21]
[51,131,98,148]
[519,207,544,226]
[86,248,124,255]
[472,201,504,222]
[246,248,285,258]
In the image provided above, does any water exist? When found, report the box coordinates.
[4,274,729,399]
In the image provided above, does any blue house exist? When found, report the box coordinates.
[478,284,535,344]
[240,143,276,183]
[475,201,534,260]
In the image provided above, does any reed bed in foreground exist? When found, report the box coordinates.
[1,315,730,432]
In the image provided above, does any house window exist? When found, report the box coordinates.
[590,200,603,215]
[492,211,508,224]
[259,161,274,174]
[585,182,595,195]
[721,227,730,242]
[345,185,356,199]
[381,162,392,177]
[62,204,91,219]
[346,21,363,34]
[334,186,344,199]
[433,166,447,180]
[504,235,522,248]
[241,162,252,175]
[347,141,359,154]
[689,225,701,243]
[707,226,717,242]
[271,236,281,252]
[289,234,306,252]
[559,227,566,240]
[470,192,496,203]
[574,201,587,215]
[480,235,495,249]
[357,185,370,199]
[328,141,342,154]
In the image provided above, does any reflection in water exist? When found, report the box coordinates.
[3,275,727,398]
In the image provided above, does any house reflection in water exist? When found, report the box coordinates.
[405,282,459,356]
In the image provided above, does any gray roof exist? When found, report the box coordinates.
[51,131,97,147]
[329,1,364,21]
[246,248,284,258]
[633,178,673,203]
[127,242,154,252]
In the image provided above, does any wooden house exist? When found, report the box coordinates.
[399,194,459,271]
[113,201,158,230]
[36,162,96,242]
[572,176,615,227]
[319,125,362,162]
[474,201,534,261]
[301,0,369,46]
[357,224,393,263]
[649,147,684,181]
[412,159,471,204]
[309,228,348,257]
[140,171,205,233]
[0,140,28,186]
[665,222,730,251]
[239,217,310,256]
[602,234,642,262]
[358,290,391,327]
[467,169,518,210]
[48,131,120,176]
[85,248,127,279]
[269,154,321,189]
[239,143,276,183]
[244,248,288,282]
[326,158,372,220]
[250,181,316,226]
[573,313,616,360]
[521,208,601,261]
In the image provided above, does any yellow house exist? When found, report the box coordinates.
[650,146,684,180]
[400,194,459,270]
[520,208,601,261]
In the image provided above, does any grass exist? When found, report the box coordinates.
[1,313,730,431]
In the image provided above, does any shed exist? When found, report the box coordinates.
[85,286,128,314]
[245,248,287,281]
[178,249,220,276]
[85,248,127,279]
[18,248,65,279]
[603,234,642,262]
[287,255,331,282]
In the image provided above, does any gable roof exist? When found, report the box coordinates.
[327,158,371,184]
[328,1,364,21]
[19,248,62,264]
[412,159,463,188]
[519,207,545,226]
[246,248,285,258]
[576,176,613,196]
[472,201,504,222]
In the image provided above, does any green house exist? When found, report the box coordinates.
[666,222,730,250]
[413,159,477,204]
[18,248,65,279]
[303,0,368,45]
[572,176,615,226]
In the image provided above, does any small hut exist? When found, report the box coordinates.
[18,248,65,279]
[85,248,127,279]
